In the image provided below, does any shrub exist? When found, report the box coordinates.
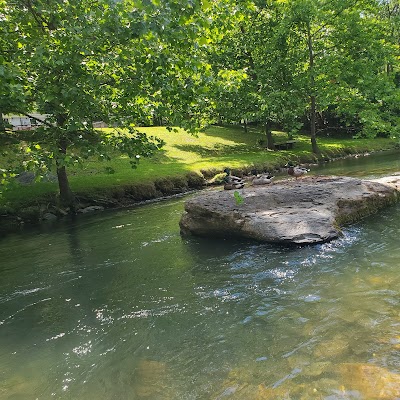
[125,182,158,201]
[171,176,189,191]
[185,172,205,188]
[154,178,176,194]
[200,168,220,179]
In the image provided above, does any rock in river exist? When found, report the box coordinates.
[179,175,400,245]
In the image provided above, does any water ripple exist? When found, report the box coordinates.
[0,297,52,325]
[0,285,50,304]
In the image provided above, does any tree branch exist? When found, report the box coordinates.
[22,0,50,33]
[312,0,361,39]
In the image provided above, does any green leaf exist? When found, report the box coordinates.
[198,36,208,46]
[201,0,211,11]
[233,190,244,205]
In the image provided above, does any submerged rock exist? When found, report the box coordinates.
[133,359,169,399]
[179,175,400,245]
[337,363,400,399]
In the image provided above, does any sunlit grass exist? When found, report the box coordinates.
[1,125,398,208]
[69,126,297,180]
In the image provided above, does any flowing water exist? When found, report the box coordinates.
[0,151,400,399]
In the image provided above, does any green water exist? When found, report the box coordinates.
[0,151,399,399]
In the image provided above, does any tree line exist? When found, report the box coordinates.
[0,0,399,205]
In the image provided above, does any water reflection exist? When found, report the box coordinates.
[315,149,400,178]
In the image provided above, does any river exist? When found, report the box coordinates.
[0,151,399,399]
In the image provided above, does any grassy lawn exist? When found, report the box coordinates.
[63,125,399,185]
[1,125,398,210]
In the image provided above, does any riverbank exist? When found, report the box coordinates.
[0,126,399,236]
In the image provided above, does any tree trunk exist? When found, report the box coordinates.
[243,119,248,133]
[310,95,319,154]
[265,121,275,150]
[56,161,75,208]
[55,114,75,209]
[307,22,320,155]
[0,111,5,132]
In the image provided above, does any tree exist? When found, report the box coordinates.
[318,0,400,139]
[262,0,399,152]
[209,0,399,152]
[0,0,213,206]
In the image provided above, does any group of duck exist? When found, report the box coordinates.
[223,162,310,190]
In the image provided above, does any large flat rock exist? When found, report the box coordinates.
[179,175,400,244]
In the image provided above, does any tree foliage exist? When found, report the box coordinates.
[209,0,400,151]
[0,0,399,205]
[0,0,213,205]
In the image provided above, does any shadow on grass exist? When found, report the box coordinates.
[173,143,254,157]
[202,125,290,141]
[202,125,263,142]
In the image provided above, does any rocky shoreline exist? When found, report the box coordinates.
[0,177,205,237]
[1,149,398,238]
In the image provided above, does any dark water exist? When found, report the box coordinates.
[0,151,399,399]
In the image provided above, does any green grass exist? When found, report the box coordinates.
[1,125,398,210]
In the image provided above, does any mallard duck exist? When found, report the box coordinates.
[251,173,274,186]
[223,168,245,190]
[285,162,310,179]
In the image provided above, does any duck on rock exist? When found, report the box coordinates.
[251,170,275,186]
[223,168,245,190]
[285,162,310,180]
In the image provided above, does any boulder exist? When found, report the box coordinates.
[179,175,400,245]
[15,171,35,185]
[41,212,57,221]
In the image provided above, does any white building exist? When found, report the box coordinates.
[2,114,107,130]
[2,114,48,130]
